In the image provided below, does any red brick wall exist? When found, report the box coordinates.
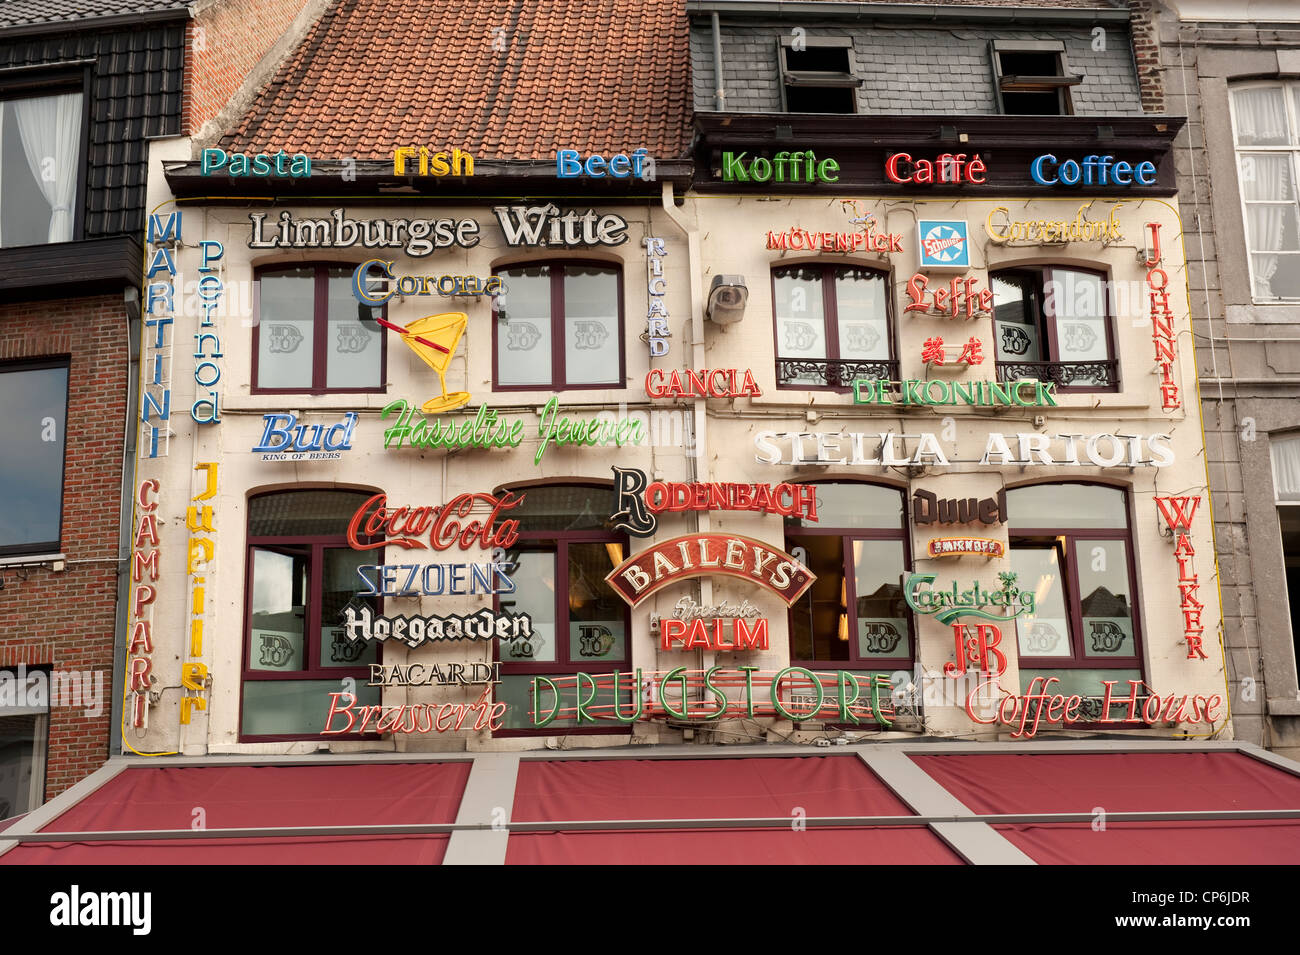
[0,294,129,800]
[1129,0,1167,114]
[182,0,315,134]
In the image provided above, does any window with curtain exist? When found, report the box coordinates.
[241,489,382,740]
[1231,82,1300,301]
[492,484,631,733]
[1008,483,1144,721]
[492,262,623,390]
[992,266,1118,392]
[253,265,386,393]
[784,482,913,668]
[772,264,894,389]
[1268,432,1300,686]
[0,90,83,247]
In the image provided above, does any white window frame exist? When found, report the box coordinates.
[1228,80,1300,304]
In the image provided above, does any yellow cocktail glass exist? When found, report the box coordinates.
[377,312,471,413]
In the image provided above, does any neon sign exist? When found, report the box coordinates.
[341,605,533,647]
[248,209,481,255]
[644,236,670,357]
[354,562,515,596]
[605,533,815,607]
[903,571,1034,625]
[492,204,628,247]
[556,148,651,179]
[967,677,1222,739]
[852,378,1058,408]
[721,150,840,184]
[128,479,161,729]
[1145,222,1181,411]
[200,148,310,177]
[661,618,770,651]
[904,273,993,319]
[392,147,474,176]
[766,227,902,253]
[927,538,1004,558]
[1155,495,1208,660]
[180,463,217,725]
[367,662,501,687]
[351,260,502,305]
[885,152,986,184]
[530,669,893,725]
[755,431,1175,468]
[346,492,524,551]
[913,488,1007,525]
[986,204,1124,243]
[1030,154,1156,187]
[324,687,506,734]
[645,368,761,399]
[252,412,356,459]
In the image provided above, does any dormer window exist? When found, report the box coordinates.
[779,37,860,114]
[992,41,1082,115]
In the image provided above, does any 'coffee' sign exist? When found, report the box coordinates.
[606,534,815,607]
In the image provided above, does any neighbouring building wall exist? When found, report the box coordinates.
[183,0,320,135]
[1149,2,1300,757]
[0,295,129,798]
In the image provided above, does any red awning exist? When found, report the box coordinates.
[912,751,1300,864]
[506,756,964,865]
[1,762,470,865]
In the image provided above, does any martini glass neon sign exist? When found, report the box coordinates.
[376,312,471,413]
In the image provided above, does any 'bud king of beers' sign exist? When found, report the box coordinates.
[605,534,816,607]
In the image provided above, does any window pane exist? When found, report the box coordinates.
[1077,540,1136,658]
[495,266,552,386]
[249,547,308,672]
[500,551,557,662]
[1245,202,1300,253]
[851,539,910,658]
[788,534,848,662]
[1,107,52,247]
[835,268,889,360]
[242,679,380,736]
[0,364,67,553]
[0,711,46,819]
[564,266,620,385]
[774,268,828,382]
[1252,252,1300,300]
[507,485,616,533]
[248,490,376,537]
[1233,86,1290,145]
[496,673,632,731]
[992,273,1042,362]
[566,542,627,661]
[319,549,378,668]
[325,268,383,388]
[1238,153,1294,202]
[787,482,904,530]
[1008,484,1127,529]
[1019,668,1142,722]
[1011,543,1072,658]
[257,269,315,388]
[1046,270,1109,378]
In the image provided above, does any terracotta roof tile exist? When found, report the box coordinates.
[222,0,692,160]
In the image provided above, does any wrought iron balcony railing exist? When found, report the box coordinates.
[776,357,899,389]
[995,359,1119,390]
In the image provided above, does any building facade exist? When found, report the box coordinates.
[116,0,1233,759]
[1146,0,1300,759]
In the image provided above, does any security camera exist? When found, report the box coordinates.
[707,274,748,324]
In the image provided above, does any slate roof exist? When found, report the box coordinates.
[220,0,693,160]
[0,0,188,30]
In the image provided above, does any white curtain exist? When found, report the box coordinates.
[1271,433,1300,502]
[13,93,81,243]
[1234,86,1289,145]
[1242,153,1295,298]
